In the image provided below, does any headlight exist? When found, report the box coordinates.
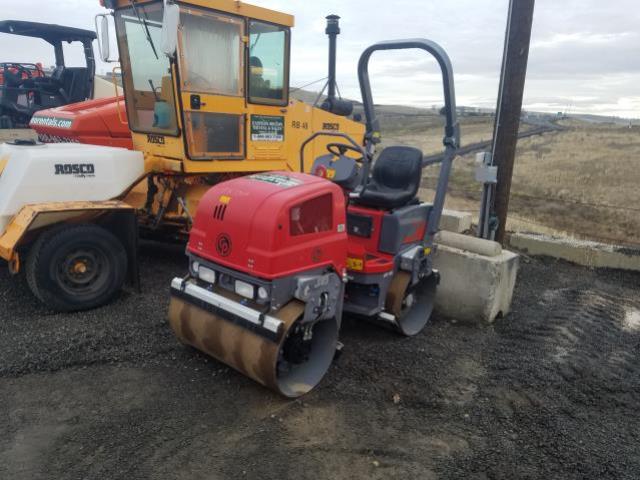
[191,261,200,274]
[257,286,269,301]
[234,280,254,299]
[198,266,216,284]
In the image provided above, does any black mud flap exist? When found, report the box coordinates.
[102,210,140,292]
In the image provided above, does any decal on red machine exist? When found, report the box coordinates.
[30,116,73,129]
[248,173,302,188]
[216,233,232,257]
[37,133,80,144]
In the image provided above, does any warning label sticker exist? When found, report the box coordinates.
[248,173,301,188]
[250,115,284,142]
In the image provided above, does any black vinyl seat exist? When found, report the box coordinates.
[356,145,424,209]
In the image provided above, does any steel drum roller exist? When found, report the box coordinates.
[168,293,338,398]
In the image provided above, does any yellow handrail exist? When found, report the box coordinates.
[111,66,126,125]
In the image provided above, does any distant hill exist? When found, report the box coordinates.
[98,76,634,124]
[567,114,638,126]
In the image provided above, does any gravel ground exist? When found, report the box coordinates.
[1,243,639,480]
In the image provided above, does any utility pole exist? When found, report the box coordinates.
[480,0,535,243]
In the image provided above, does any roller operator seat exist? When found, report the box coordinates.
[355,145,424,209]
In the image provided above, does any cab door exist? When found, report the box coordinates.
[177,7,245,160]
[245,19,290,163]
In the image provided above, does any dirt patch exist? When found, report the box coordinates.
[1,245,640,479]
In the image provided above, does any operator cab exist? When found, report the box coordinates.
[0,21,96,128]
[98,0,364,177]
[110,1,293,158]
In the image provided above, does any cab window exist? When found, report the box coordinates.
[179,9,243,96]
[290,194,333,236]
[248,21,289,105]
[115,3,178,135]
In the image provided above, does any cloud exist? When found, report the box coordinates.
[0,0,637,117]
[532,32,635,49]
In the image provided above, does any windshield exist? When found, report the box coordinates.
[248,21,288,105]
[115,2,177,135]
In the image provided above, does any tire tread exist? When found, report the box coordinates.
[25,224,127,312]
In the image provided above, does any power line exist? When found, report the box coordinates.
[290,77,328,93]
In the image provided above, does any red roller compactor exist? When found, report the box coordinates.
[168,39,460,397]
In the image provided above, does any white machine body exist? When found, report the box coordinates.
[0,142,144,235]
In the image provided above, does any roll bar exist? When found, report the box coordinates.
[357,39,460,148]
[357,39,460,237]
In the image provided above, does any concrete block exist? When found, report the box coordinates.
[436,231,502,257]
[510,232,640,272]
[439,209,473,233]
[433,242,519,323]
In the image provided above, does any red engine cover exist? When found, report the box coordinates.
[29,96,132,149]
[188,172,348,280]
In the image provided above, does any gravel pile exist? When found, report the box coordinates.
[1,245,639,479]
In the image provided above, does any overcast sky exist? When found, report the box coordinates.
[2,0,638,118]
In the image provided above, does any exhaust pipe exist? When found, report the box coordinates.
[321,15,353,117]
[326,14,339,102]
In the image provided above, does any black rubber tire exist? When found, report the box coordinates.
[25,224,128,312]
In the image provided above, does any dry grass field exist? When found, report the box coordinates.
[382,113,639,245]
[382,112,495,154]
[501,121,640,244]
[4,89,637,245]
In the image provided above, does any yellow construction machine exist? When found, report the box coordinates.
[0,0,364,311]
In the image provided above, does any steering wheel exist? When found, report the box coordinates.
[326,142,364,159]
